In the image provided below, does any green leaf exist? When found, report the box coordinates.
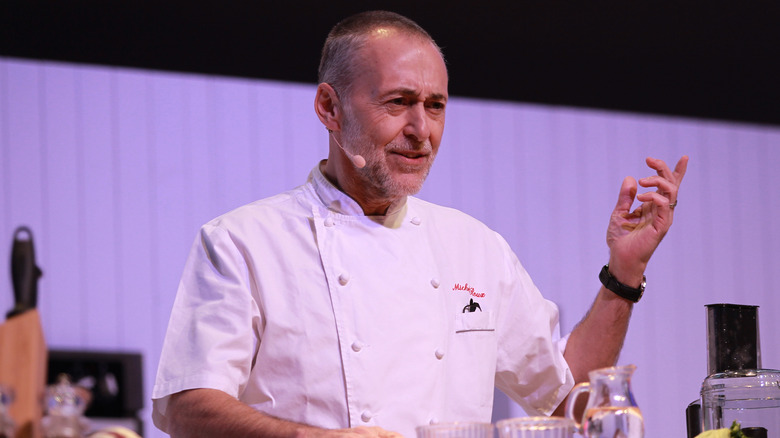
[729,420,745,438]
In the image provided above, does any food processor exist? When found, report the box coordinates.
[686,304,780,437]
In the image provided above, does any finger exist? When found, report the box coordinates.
[646,155,689,184]
[645,157,674,181]
[614,176,638,214]
[642,156,688,201]
[636,191,675,212]
[672,155,689,184]
[365,427,401,438]
[638,175,678,195]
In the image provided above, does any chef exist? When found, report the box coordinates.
[152,10,687,438]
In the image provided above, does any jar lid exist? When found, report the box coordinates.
[701,368,780,394]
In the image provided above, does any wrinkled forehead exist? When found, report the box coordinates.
[366,26,446,63]
[329,25,448,104]
[357,29,448,77]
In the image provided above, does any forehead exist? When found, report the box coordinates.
[352,29,448,98]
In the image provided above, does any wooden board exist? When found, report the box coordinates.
[0,310,47,438]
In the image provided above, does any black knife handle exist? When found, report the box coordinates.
[7,226,43,319]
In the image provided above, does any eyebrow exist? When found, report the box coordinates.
[384,88,448,102]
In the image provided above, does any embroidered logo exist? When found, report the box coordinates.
[462,298,482,313]
[451,282,486,298]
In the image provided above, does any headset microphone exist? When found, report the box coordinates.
[329,130,366,169]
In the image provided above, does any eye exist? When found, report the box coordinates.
[388,97,406,106]
[426,100,446,112]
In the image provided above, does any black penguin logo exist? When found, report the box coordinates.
[462,298,482,313]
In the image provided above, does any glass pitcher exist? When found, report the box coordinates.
[42,374,88,438]
[565,364,644,438]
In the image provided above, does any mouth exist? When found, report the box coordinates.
[389,150,430,167]
[390,148,430,159]
[393,150,426,158]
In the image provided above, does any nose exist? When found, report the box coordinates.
[403,103,430,143]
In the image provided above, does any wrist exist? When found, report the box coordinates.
[606,257,646,288]
[599,264,645,303]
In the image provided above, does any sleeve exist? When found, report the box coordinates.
[151,224,262,431]
[492,234,575,416]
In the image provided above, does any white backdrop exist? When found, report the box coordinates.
[1,57,779,437]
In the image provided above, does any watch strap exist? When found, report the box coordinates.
[599,264,645,303]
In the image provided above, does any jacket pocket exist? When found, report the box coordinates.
[454,311,496,333]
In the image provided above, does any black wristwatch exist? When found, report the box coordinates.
[599,264,645,303]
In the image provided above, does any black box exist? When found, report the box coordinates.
[47,350,143,419]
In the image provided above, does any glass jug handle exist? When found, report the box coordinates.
[565,381,590,434]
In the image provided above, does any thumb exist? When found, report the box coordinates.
[614,176,638,214]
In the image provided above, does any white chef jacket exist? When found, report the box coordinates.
[153,163,574,437]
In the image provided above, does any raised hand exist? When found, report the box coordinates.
[605,156,689,284]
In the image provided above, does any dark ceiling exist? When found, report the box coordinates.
[3,1,780,126]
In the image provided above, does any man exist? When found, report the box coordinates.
[152,10,687,438]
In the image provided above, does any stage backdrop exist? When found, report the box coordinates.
[1,57,779,438]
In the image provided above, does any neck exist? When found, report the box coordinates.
[320,159,403,216]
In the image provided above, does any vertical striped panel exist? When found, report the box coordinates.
[2,62,46,266]
[249,81,290,199]
[79,66,121,347]
[1,57,780,438]
[286,84,330,188]
[111,70,153,351]
[0,62,7,256]
[209,77,255,213]
[147,72,190,354]
[39,64,83,343]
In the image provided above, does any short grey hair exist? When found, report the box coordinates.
[318,10,445,101]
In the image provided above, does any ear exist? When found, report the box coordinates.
[314,83,342,132]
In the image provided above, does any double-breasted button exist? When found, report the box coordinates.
[435,348,445,360]
[361,411,373,422]
[431,278,441,289]
[351,341,363,352]
[324,217,335,227]
[411,216,422,225]
[338,273,350,285]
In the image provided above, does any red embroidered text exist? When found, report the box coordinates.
[452,282,486,298]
